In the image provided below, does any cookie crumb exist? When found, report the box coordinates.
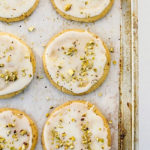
[45,113,49,118]
[28,26,35,32]
[112,60,117,65]
[110,47,114,53]
[98,92,103,97]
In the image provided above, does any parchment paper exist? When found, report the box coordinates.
[0,0,121,149]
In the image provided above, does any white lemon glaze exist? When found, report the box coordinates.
[0,33,34,96]
[43,102,110,150]
[54,0,111,18]
[0,0,36,18]
[0,110,33,150]
[44,30,107,94]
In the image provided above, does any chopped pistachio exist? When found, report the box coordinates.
[0,144,4,150]
[24,56,30,59]
[81,123,92,149]
[82,114,86,117]
[80,57,84,60]
[19,144,27,150]
[29,74,32,78]
[70,145,74,149]
[80,11,83,14]
[69,136,76,141]
[6,123,15,128]
[60,74,65,80]
[0,136,5,143]
[46,96,50,100]
[39,75,44,79]
[46,96,50,101]
[20,130,28,136]
[85,1,88,5]
[68,69,75,76]
[61,46,65,50]
[64,4,72,11]
[7,56,11,62]
[10,147,16,150]
[110,47,114,53]
[28,26,35,32]
[85,40,95,50]
[12,134,18,140]
[96,137,104,143]
[98,92,103,97]
[50,106,54,109]
[37,75,44,79]
[51,129,76,149]
[45,113,49,118]
[58,65,62,69]
[92,57,95,60]
[71,118,76,122]
[0,74,4,78]
[112,60,117,65]
[65,47,77,56]
[59,118,63,122]
[9,46,14,50]
[62,132,66,137]
[109,120,113,124]
[7,130,11,136]
[93,68,97,72]
[0,64,4,67]
[1,71,18,82]
[22,72,26,77]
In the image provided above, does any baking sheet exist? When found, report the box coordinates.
[119,0,138,149]
[0,0,121,149]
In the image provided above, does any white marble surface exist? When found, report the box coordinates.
[139,0,150,149]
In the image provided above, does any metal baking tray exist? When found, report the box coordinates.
[0,0,138,149]
[119,0,138,149]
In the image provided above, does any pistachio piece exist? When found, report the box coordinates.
[64,4,72,11]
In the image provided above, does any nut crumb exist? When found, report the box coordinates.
[98,92,103,97]
[109,120,113,124]
[110,47,114,53]
[64,4,72,11]
[45,113,49,118]
[28,26,35,32]
[112,60,117,65]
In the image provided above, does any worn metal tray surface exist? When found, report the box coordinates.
[0,0,138,150]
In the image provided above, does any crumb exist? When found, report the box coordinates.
[50,106,54,109]
[46,97,50,101]
[28,26,35,32]
[110,47,114,53]
[45,113,49,118]
[112,60,117,65]
[109,120,113,124]
[98,92,103,97]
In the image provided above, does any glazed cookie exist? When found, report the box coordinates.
[0,108,38,150]
[0,32,36,99]
[43,29,111,96]
[51,0,114,22]
[0,0,39,23]
[42,100,111,150]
